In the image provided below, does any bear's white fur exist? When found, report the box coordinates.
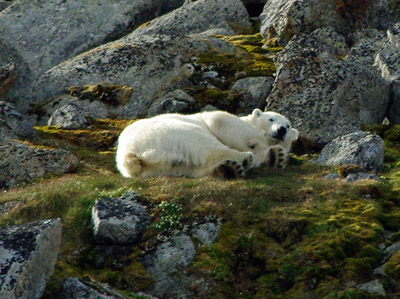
[241,108,299,153]
[116,111,272,178]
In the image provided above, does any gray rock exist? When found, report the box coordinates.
[60,277,125,299]
[373,264,386,276]
[0,0,163,105]
[0,101,35,144]
[40,95,109,124]
[0,219,62,299]
[0,142,79,189]
[0,62,17,100]
[0,1,13,12]
[0,201,21,218]
[259,0,346,46]
[232,76,274,113]
[192,222,220,245]
[143,234,196,297]
[324,173,341,180]
[267,29,390,146]
[346,173,381,182]
[382,242,400,262]
[133,0,251,37]
[92,192,150,244]
[28,33,224,123]
[356,280,386,296]
[389,80,400,123]
[147,89,195,117]
[48,103,89,129]
[313,132,384,171]
[374,23,400,82]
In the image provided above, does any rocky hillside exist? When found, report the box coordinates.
[1,0,400,298]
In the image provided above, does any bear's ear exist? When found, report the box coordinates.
[291,128,299,141]
[252,108,262,118]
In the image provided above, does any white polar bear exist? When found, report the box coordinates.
[116,111,277,179]
[241,108,299,153]
[241,109,299,168]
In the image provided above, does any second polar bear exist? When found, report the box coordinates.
[241,108,299,153]
[116,111,282,179]
[241,108,299,168]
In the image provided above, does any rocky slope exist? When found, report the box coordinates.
[1,0,400,298]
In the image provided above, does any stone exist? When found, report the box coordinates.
[389,80,400,123]
[382,242,400,262]
[0,0,163,103]
[92,192,150,244]
[345,173,381,182]
[191,222,220,245]
[47,103,89,129]
[133,0,251,37]
[374,23,400,82]
[231,76,274,114]
[0,142,79,189]
[356,280,386,296]
[0,101,35,144]
[266,29,390,146]
[0,219,62,299]
[324,173,341,180]
[143,234,196,297]
[60,277,125,299]
[147,89,195,117]
[259,0,346,46]
[27,33,228,123]
[0,62,17,100]
[313,132,384,171]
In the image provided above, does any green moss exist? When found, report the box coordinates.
[385,251,400,280]
[69,83,133,106]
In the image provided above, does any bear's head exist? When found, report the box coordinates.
[243,109,299,152]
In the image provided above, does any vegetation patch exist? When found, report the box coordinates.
[69,83,133,106]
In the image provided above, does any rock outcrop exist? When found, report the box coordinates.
[0,219,62,299]
[0,142,79,188]
[92,191,150,245]
[266,28,389,146]
[0,0,163,105]
[0,101,35,143]
[313,132,384,171]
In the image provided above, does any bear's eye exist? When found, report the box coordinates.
[248,144,256,150]
[269,118,274,122]
[286,125,290,128]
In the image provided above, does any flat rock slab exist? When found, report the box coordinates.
[0,219,62,299]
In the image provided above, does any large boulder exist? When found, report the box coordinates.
[143,234,196,297]
[47,103,89,129]
[266,28,390,146]
[133,0,251,37]
[0,219,62,299]
[92,191,150,245]
[313,132,384,171]
[259,0,347,46]
[0,101,35,144]
[0,0,163,103]
[0,142,79,189]
[260,0,400,46]
[27,33,236,124]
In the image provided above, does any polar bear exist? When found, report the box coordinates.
[241,109,299,168]
[116,111,280,179]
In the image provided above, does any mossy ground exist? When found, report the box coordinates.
[1,121,400,297]
[184,33,279,113]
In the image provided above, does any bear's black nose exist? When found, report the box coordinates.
[276,126,287,139]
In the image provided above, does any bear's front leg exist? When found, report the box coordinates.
[267,145,289,169]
